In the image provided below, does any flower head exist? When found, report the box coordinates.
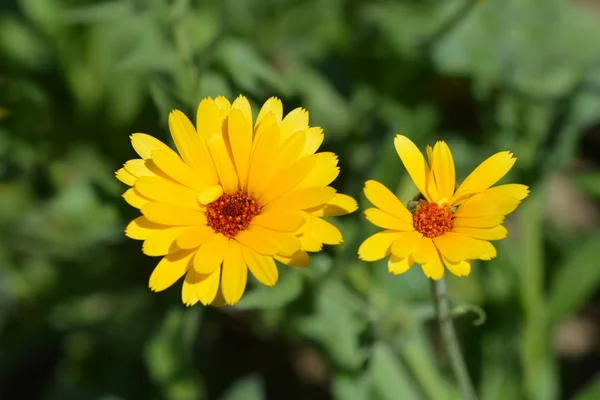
[359,135,529,279]
[117,95,356,306]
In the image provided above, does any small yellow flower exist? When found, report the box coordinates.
[117,95,356,306]
[359,135,529,279]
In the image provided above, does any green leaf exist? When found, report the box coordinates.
[573,374,600,400]
[236,270,303,310]
[549,231,600,323]
[220,374,264,400]
[295,282,364,369]
[369,342,422,400]
[332,373,370,400]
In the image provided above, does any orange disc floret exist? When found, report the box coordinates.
[206,192,260,238]
[413,200,454,238]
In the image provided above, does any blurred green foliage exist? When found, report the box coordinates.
[2,0,600,399]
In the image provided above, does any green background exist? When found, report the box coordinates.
[2,0,600,399]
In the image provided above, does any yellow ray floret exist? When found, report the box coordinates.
[359,134,528,280]
[117,95,356,306]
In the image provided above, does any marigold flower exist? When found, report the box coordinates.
[117,95,356,306]
[359,135,529,279]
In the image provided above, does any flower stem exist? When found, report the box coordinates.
[432,278,479,400]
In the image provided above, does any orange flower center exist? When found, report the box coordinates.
[206,192,260,238]
[413,200,454,238]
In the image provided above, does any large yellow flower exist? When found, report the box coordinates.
[359,135,529,279]
[116,95,356,306]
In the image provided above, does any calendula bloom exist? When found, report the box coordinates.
[116,95,356,306]
[359,135,529,279]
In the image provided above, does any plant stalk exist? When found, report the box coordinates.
[432,278,478,400]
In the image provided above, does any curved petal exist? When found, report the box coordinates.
[130,133,174,160]
[452,152,516,204]
[247,117,280,196]
[182,267,221,306]
[452,225,508,241]
[258,155,317,205]
[442,256,471,277]
[256,97,283,127]
[149,250,195,292]
[301,127,324,156]
[142,203,207,226]
[453,215,505,228]
[227,108,252,190]
[275,250,310,267]
[432,232,470,262]
[394,135,430,202]
[390,230,422,259]
[264,186,336,212]
[308,194,358,217]
[221,240,248,305]
[207,134,238,193]
[431,140,456,203]
[240,244,279,286]
[135,176,201,210]
[193,234,229,274]
[176,226,215,250]
[309,217,343,245]
[196,97,222,137]
[388,255,414,275]
[231,95,252,127]
[363,180,413,223]
[125,216,167,240]
[151,150,204,191]
[197,185,224,205]
[143,226,187,256]
[116,168,136,186]
[235,225,279,256]
[358,230,404,261]
[123,188,150,209]
[280,107,308,139]
[365,208,413,231]
[294,152,339,189]
[251,210,306,232]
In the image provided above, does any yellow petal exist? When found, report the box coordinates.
[390,230,422,259]
[363,180,413,223]
[143,226,187,256]
[452,225,508,241]
[150,150,204,191]
[235,226,279,256]
[432,232,470,262]
[442,256,471,277]
[182,268,221,306]
[196,97,222,137]
[142,203,207,225]
[280,107,308,139]
[240,244,279,286]
[483,183,529,200]
[263,186,337,212]
[388,255,414,275]
[295,152,339,190]
[412,237,437,265]
[394,135,431,202]
[207,134,238,193]
[240,225,299,256]
[421,256,444,280]
[231,95,252,127]
[455,186,528,218]
[309,193,358,217]
[301,127,324,156]
[124,159,157,179]
[258,155,317,205]
[221,240,248,305]
[431,141,456,203]
[267,130,306,177]
[275,250,310,267]
[193,233,228,274]
[135,176,201,210]
[214,95,231,118]
[130,133,174,159]
[268,230,302,256]
[453,215,505,228]
[251,210,306,232]
[149,250,194,291]
[365,208,413,231]
[176,225,215,250]
[116,168,136,186]
[310,217,343,245]
[181,269,200,307]
[125,216,166,240]
[298,230,323,252]
[123,188,150,209]
[256,97,283,127]
[452,152,517,204]
[168,110,218,184]
[247,117,280,196]
[227,108,252,190]
[197,184,224,204]
[358,230,404,262]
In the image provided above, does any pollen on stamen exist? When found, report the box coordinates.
[413,200,454,238]
[206,192,260,238]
